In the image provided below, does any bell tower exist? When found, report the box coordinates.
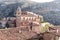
[16,6,22,27]
[16,6,22,16]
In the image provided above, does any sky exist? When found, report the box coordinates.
[30,0,54,3]
[0,0,55,2]
[0,0,59,4]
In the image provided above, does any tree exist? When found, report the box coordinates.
[0,17,2,20]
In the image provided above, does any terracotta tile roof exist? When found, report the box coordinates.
[47,26,60,37]
[52,26,60,36]
[0,28,37,40]
[20,11,43,18]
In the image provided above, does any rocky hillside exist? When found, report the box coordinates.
[0,0,60,25]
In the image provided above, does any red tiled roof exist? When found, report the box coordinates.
[0,28,37,40]
[47,26,60,37]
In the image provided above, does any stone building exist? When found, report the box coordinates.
[0,17,16,28]
[16,7,43,31]
[6,17,16,28]
[0,18,7,28]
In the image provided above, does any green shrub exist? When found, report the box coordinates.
[0,17,2,20]
[41,20,46,23]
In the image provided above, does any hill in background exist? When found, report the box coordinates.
[0,0,60,25]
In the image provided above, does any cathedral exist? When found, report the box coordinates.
[16,7,43,31]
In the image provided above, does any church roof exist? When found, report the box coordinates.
[20,11,43,18]
[16,6,43,18]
